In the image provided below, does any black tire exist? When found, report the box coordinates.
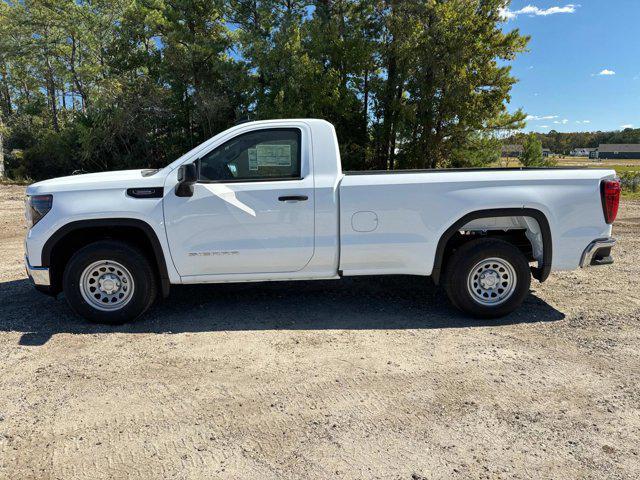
[444,238,531,319]
[63,240,157,324]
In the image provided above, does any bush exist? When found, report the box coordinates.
[620,171,640,193]
[20,127,83,181]
[520,133,555,167]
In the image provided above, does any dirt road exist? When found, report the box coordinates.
[1,184,639,479]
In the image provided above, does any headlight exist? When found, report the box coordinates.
[25,194,53,228]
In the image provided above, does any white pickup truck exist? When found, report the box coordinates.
[24,119,620,323]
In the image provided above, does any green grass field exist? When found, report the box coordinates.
[496,156,640,169]
[556,158,640,198]
[495,156,640,198]
[555,156,640,171]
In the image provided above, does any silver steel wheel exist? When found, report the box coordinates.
[79,260,135,311]
[467,257,517,306]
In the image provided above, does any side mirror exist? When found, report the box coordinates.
[176,163,198,197]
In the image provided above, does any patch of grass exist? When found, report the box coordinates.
[601,165,640,174]
[0,178,31,186]
[554,157,640,172]
[490,157,640,171]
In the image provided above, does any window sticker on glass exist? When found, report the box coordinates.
[248,148,258,171]
[249,144,292,169]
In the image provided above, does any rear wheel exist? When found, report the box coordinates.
[444,238,531,319]
[63,241,157,324]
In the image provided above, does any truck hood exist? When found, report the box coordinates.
[26,169,165,194]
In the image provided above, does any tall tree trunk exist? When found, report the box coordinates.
[388,78,405,170]
[363,69,369,126]
[0,116,5,178]
[378,0,402,170]
[45,61,59,132]
[70,35,89,111]
[0,62,12,117]
[252,1,267,112]
[363,68,369,163]
[0,135,4,178]
[417,64,436,169]
[338,2,347,94]
[380,52,398,169]
[42,24,60,132]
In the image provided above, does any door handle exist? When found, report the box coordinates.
[278,195,308,202]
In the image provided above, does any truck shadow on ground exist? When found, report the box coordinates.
[0,276,565,346]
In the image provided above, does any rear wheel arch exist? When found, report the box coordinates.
[41,218,170,297]
[431,208,552,285]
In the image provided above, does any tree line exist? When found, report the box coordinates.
[0,0,528,181]
[507,128,640,156]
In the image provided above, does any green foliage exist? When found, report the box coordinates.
[619,171,640,194]
[520,133,543,166]
[22,126,83,179]
[449,134,502,168]
[519,132,555,167]
[1,0,529,180]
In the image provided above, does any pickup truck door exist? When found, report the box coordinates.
[163,127,315,276]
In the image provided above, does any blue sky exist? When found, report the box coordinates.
[501,0,639,133]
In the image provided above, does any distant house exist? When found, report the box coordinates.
[570,147,597,157]
[501,144,523,158]
[595,144,640,160]
[542,148,552,157]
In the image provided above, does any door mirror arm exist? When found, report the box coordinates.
[176,163,198,197]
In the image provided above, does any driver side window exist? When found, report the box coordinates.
[198,128,301,182]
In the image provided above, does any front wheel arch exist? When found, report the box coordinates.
[41,219,170,298]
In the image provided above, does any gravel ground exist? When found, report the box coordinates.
[0,183,639,479]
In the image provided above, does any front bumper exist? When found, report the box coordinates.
[580,238,616,268]
[25,255,51,286]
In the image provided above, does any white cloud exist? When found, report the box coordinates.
[500,4,579,20]
[540,125,549,128]
[526,114,558,121]
[553,119,569,125]
[596,69,616,76]
[499,7,517,20]
[621,124,634,129]
[576,120,591,124]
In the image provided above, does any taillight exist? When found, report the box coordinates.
[601,179,620,224]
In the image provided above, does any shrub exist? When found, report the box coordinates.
[619,171,640,193]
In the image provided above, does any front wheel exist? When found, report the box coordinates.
[63,241,157,324]
[444,238,531,319]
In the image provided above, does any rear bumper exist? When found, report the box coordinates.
[25,255,51,286]
[580,238,616,268]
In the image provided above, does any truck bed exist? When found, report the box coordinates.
[338,167,616,277]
